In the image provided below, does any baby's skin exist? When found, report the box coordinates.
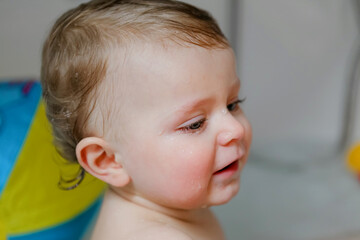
[77,42,252,239]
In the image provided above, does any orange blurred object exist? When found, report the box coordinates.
[347,143,360,183]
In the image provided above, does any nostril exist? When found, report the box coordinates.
[217,129,244,146]
[218,132,233,145]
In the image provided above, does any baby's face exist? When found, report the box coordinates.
[108,42,252,209]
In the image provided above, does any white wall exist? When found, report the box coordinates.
[0,0,77,78]
[239,0,359,164]
[0,0,230,79]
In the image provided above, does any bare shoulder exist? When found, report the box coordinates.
[125,224,193,240]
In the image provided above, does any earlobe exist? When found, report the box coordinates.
[76,137,130,187]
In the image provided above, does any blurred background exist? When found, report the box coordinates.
[1,0,360,240]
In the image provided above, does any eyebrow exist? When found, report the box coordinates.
[177,78,240,112]
[232,78,241,92]
[174,98,215,116]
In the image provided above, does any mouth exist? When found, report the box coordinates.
[214,160,239,175]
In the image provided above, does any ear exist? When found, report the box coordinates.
[76,137,130,187]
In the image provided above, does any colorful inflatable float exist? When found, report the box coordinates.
[0,80,105,240]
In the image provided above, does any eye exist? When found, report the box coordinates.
[227,98,246,112]
[179,118,207,134]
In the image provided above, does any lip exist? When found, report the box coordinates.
[213,160,239,176]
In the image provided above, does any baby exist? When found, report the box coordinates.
[41,0,252,239]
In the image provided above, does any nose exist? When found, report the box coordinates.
[216,112,245,146]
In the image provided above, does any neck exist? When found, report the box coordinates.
[108,186,213,223]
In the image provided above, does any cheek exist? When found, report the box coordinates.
[159,138,215,202]
[165,137,214,176]
[243,117,252,147]
[237,113,252,147]
[120,130,216,208]
[134,136,215,208]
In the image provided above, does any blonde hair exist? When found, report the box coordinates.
[41,0,229,167]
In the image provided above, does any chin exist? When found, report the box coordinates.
[208,181,240,207]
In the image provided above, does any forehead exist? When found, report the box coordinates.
[103,42,237,119]
[114,42,235,91]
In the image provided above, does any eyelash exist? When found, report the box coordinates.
[227,98,246,112]
[179,118,207,134]
[178,98,246,134]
